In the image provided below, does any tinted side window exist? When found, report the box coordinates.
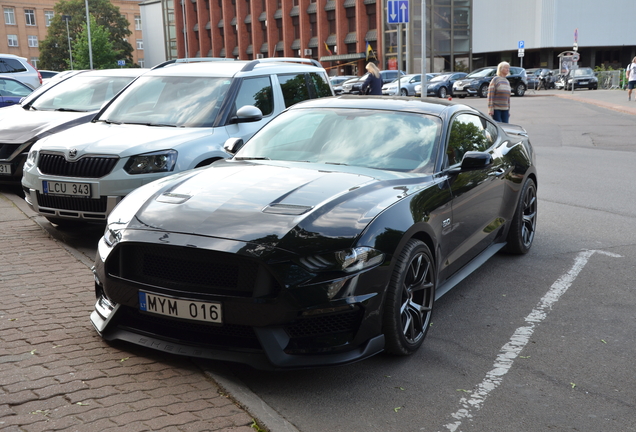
[235,76,273,116]
[446,114,490,166]
[308,72,332,98]
[278,73,310,108]
[1,58,26,73]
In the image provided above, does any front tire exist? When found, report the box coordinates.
[514,83,526,96]
[504,178,537,254]
[383,239,435,355]
[400,88,408,96]
[438,86,448,98]
[479,84,489,98]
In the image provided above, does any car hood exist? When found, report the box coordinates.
[0,106,95,144]
[35,122,217,156]
[118,160,421,251]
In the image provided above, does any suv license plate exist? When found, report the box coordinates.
[0,163,11,175]
[139,291,222,324]
[43,180,91,197]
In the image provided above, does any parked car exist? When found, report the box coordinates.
[0,69,146,184]
[562,67,598,90]
[22,58,334,226]
[329,75,356,95]
[89,95,537,370]
[453,66,528,98]
[38,70,60,85]
[0,77,33,108]
[382,74,423,96]
[415,72,468,97]
[341,70,404,94]
[0,54,41,89]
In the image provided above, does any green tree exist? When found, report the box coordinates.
[71,15,116,69]
[39,0,134,71]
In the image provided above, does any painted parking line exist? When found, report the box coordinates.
[442,249,622,432]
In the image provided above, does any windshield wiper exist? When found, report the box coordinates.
[54,108,86,112]
[234,157,270,160]
[100,119,122,125]
[325,161,348,166]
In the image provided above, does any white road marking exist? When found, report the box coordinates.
[442,249,622,432]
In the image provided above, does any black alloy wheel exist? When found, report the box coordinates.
[479,83,489,98]
[504,178,537,254]
[383,239,435,355]
[438,86,448,98]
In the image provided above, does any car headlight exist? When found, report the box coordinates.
[299,247,385,273]
[24,149,38,170]
[124,150,177,175]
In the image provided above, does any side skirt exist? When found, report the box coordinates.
[434,242,506,301]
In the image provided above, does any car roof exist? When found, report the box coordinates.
[148,58,325,78]
[73,68,149,78]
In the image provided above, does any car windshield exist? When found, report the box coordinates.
[30,75,136,112]
[0,78,32,97]
[99,75,231,127]
[572,68,593,77]
[236,108,442,173]
[429,74,450,82]
[466,68,495,78]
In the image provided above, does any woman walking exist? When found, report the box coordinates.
[487,62,512,123]
[361,62,383,95]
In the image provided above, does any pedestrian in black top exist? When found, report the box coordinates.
[361,62,383,95]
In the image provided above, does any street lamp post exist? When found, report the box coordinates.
[62,15,73,70]
[84,0,93,69]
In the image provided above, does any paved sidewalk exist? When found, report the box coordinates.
[0,191,260,432]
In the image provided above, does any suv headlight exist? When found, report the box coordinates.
[124,150,177,174]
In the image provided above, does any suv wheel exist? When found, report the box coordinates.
[514,83,526,97]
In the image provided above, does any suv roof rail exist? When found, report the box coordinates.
[241,57,322,72]
[151,57,237,70]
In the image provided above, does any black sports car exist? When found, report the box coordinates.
[91,96,537,370]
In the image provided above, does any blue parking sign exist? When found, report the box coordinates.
[518,41,525,49]
[117,60,126,66]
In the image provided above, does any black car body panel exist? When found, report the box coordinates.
[453,66,528,98]
[91,96,537,370]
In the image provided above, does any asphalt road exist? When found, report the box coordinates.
[4,90,636,432]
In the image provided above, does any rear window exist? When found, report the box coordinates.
[0,58,27,73]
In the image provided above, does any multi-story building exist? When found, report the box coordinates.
[1,0,145,70]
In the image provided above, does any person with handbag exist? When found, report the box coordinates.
[361,62,383,95]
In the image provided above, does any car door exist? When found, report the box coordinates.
[223,75,276,142]
[439,113,507,281]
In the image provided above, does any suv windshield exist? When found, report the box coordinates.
[30,75,135,112]
[99,75,232,127]
[466,68,495,78]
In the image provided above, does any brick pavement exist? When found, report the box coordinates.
[0,192,260,432]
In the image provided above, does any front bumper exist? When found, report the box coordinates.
[91,232,390,370]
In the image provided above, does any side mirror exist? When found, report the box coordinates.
[460,151,492,171]
[230,105,263,124]
[224,137,244,155]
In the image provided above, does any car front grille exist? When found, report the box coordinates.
[107,243,280,298]
[38,153,118,178]
[36,191,108,212]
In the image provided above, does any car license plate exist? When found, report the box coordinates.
[43,180,91,197]
[579,80,588,85]
[0,163,10,175]
[139,291,222,323]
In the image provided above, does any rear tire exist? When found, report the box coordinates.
[383,239,435,355]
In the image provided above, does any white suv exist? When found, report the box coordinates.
[22,58,333,226]
[0,54,41,89]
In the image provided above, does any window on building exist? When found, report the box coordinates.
[25,9,36,26]
[366,4,376,30]
[138,58,144,67]
[30,57,38,68]
[45,10,54,26]
[135,15,141,30]
[136,39,144,50]
[4,8,15,25]
[7,35,18,47]
[28,36,38,47]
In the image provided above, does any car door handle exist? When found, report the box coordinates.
[489,168,506,177]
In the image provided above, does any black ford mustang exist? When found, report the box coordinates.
[91,96,537,370]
